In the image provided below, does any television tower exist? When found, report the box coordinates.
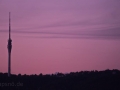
[7,12,12,77]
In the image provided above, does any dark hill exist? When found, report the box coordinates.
[0,69,120,90]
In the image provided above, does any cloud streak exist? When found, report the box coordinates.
[0,0,120,40]
[1,27,120,39]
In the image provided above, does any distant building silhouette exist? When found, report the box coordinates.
[7,12,12,77]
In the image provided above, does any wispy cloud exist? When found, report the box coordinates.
[0,0,120,40]
[1,26,120,39]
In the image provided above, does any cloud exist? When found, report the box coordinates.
[1,27,120,39]
[0,0,120,40]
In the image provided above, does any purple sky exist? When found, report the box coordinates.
[0,0,120,75]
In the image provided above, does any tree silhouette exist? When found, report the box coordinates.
[0,69,120,90]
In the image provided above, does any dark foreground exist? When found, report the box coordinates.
[0,69,120,90]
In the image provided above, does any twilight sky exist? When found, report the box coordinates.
[0,0,120,75]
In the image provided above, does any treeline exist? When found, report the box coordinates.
[0,69,120,90]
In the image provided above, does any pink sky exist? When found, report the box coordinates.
[0,0,120,75]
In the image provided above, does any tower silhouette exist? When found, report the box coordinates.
[7,12,12,77]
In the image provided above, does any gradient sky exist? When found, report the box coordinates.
[0,0,120,75]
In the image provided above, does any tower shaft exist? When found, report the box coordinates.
[8,53,11,77]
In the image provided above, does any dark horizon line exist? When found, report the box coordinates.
[0,69,119,76]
